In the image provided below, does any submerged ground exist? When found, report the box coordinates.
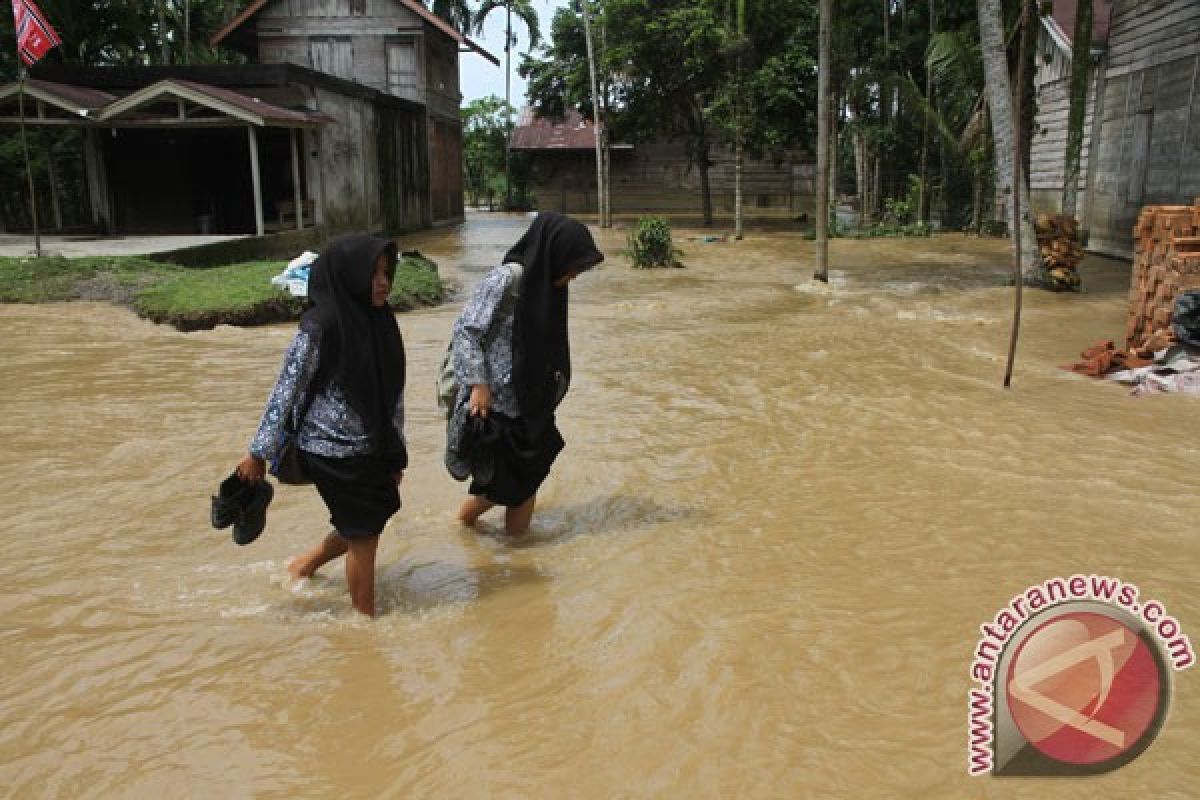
[1,213,1197,797]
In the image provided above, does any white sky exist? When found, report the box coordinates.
[459,0,568,107]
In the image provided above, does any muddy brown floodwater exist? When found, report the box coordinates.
[2,213,1199,797]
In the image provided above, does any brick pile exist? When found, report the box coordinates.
[1035,214,1083,291]
[1125,200,1200,350]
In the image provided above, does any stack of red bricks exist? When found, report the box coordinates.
[1125,200,1200,350]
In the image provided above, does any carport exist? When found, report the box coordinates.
[0,78,330,236]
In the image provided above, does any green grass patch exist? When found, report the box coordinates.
[0,253,446,331]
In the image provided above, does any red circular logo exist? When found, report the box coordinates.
[1006,611,1164,766]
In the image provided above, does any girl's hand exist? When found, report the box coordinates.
[469,384,492,417]
[392,470,405,485]
[237,453,266,482]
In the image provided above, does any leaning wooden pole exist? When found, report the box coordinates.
[17,68,41,258]
[1003,0,1031,388]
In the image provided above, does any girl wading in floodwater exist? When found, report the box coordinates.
[236,233,408,617]
[449,212,603,536]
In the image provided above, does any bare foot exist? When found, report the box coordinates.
[286,555,315,580]
[458,496,495,526]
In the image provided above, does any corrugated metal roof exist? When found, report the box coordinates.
[1047,0,1113,48]
[211,0,497,65]
[169,80,333,125]
[0,79,117,114]
[510,109,602,151]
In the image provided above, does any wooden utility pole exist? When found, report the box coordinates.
[17,69,41,257]
[581,0,606,225]
[813,0,831,281]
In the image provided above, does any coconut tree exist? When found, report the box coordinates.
[976,0,1041,282]
[473,0,540,208]
[429,0,476,34]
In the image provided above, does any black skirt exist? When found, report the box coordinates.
[469,414,564,507]
[301,451,400,538]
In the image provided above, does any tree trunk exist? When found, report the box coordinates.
[599,17,611,226]
[977,0,1041,281]
[734,0,746,240]
[1062,0,1093,218]
[830,92,840,231]
[814,0,831,280]
[918,0,936,223]
[504,2,513,209]
[158,1,170,64]
[854,131,867,227]
[971,166,984,231]
[699,139,713,226]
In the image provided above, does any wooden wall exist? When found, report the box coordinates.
[1085,0,1200,258]
[526,142,814,217]
[252,0,464,229]
[1029,23,1099,213]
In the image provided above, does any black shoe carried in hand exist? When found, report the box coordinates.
[211,471,253,529]
[210,470,274,545]
[232,480,273,546]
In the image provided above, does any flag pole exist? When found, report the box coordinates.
[16,66,41,258]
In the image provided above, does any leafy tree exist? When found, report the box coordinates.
[599,0,732,225]
[461,95,513,207]
[472,0,539,208]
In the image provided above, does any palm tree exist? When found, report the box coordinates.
[473,0,540,208]
[976,0,1041,283]
[429,0,475,34]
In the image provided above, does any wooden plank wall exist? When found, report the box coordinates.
[253,0,464,231]
[256,0,427,98]
[1086,0,1200,258]
[528,142,814,216]
[1030,73,1097,194]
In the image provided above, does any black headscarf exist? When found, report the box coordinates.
[502,212,604,439]
[302,233,407,465]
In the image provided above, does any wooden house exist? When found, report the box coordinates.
[1031,0,1200,258]
[211,0,496,227]
[0,0,494,237]
[510,109,815,218]
[1084,0,1200,257]
[1028,0,1112,219]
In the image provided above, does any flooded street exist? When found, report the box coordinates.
[2,213,1199,797]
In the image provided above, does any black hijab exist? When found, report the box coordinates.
[302,233,406,462]
[503,212,603,439]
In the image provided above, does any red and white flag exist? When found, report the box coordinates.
[11,0,61,67]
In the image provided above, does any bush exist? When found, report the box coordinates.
[627,216,682,268]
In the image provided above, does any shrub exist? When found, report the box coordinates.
[627,216,682,268]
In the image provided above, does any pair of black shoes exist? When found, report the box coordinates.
[211,471,273,545]
[445,409,500,485]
